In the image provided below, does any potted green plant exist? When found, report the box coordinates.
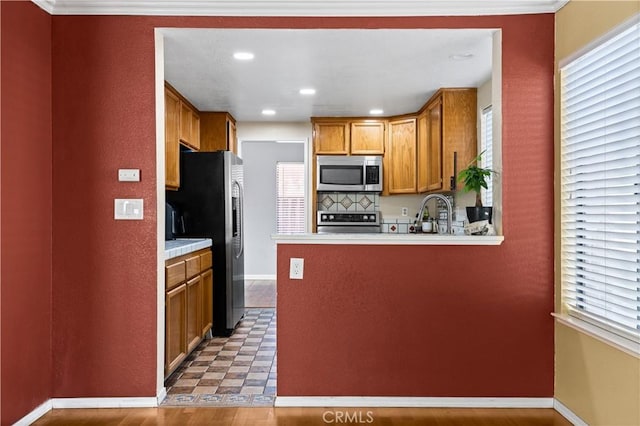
[457,151,496,224]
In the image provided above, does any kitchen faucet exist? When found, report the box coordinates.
[417,193,453,234]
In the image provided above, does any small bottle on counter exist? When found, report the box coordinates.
[421,208,433,233]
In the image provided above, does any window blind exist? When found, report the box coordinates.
[560,20,640,342]
[480,106,493,206]
[276,162,305,234]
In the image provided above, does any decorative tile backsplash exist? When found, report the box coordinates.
[317,192,379,212]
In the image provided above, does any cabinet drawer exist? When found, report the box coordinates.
[166,261,186,289]
[200,250,212,271]
[185,255,201,279]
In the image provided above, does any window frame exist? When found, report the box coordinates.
[557,14,640,356]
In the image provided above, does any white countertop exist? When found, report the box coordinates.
[165,238,213,260]
[272,233,504,245]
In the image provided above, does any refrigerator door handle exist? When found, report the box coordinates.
[233,179,244,259]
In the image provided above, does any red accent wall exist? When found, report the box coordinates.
[278,16,555,396]
[0,2,52,424]
[50,13,553,399]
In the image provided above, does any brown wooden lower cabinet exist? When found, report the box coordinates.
[201,269,213,336]
[165,248,213,377]
[165,283,187,374]
[186,275,203,353]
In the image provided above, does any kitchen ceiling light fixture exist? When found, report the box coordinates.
[449,53,474,61]
[233,51,255,60]
[369,109,384,115]
[299,88,316,95]
[262,109,276,115]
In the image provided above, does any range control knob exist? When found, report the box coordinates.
[363,215,368,220]
[370,214,376,221]
[321,214,328,221]
[329,215,335,220]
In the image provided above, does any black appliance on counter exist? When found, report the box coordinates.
[165,202,185,240]
[166,151,245,336]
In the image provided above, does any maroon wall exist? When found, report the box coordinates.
[277,17,555,395]
[0,2,52,424]
[50,13,553,399]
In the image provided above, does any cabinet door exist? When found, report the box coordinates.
[186,275,203,353]
[387,118,417,194]
[201,269,213,336]
[427,99,443,191]
[350,121,385,154]
[165,89,180,189]
[442,89,477,191]
[314,122,349,154]
[179,102,192,146]
[417,111,429,193]
[165,284,187,375]
[190,111,200,151]
[228,119,237,154]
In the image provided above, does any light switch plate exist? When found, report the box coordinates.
[114,198,144,220]
[118,169,140,182]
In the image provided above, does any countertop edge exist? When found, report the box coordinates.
[271,234,504,246]
[165,238,213,260]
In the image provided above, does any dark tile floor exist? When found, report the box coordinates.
[162,308,276,406]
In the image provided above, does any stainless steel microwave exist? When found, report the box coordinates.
[316,155,383,192]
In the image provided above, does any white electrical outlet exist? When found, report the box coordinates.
[401,207,408,216]
[289,258,304,280]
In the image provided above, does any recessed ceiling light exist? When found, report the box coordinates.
[262,109,276,116]
[233,52,254,61]
[299,88,316,95]
[369,109,384,115]
[449,53,474,61]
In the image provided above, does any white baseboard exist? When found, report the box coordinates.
[275,396,554,408]
[554,399,588,426]
[245,274,276,281]
[157,387,168,405]
[14,399,53,426]
[11,395,587,426]
[50,396,158,409]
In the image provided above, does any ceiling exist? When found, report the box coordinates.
[163,28,495,122]
[32,0,569,123]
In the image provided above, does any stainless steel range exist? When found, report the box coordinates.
[317,211,381,234]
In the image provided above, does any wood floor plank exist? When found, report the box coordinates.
[32,407,572,425]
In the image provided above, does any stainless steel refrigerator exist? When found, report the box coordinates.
[166,150,245,336]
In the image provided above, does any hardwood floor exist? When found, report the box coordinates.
[33,407,572,425]
[245,280,276,308]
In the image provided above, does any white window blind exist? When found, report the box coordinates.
[276,162,305,234]
[480,106,493,206]
[560,19,640,342]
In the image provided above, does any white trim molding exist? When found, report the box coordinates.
[13,400,53,426]
[32,0,570,17]
[275,396,554,408]
[50,397,159,409]
[553,313,640,359]
[273,233,504,246]
[554,399,589,426]
[245,274,277,280]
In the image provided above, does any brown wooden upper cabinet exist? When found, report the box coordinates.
[200,112,238,154]
[431,89,477,192]
[313,121,350,154]
[165,87,181,190]
[350,121,385,154]
[312,119,385,155]
[180,101,200,151]
[386,117,417,194]
[165,82,201,189]
[417,98,443,193]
